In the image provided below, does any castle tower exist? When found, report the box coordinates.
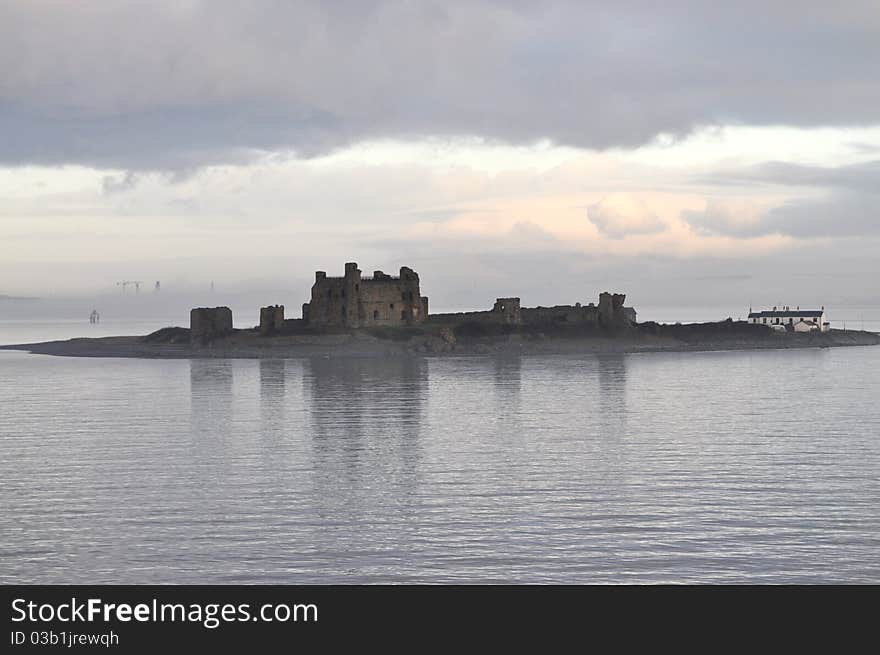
[343,262,362,328]
[492,298,522,324]
[304,262,427,328]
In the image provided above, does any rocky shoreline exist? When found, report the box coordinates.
[2,323,878,359]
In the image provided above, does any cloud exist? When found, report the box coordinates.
[506,220,558,246]
[698,159,880,192]
[758,194,879,238]
[101,171,141,194]
[587,194,665,238]
[685,159,880,238]
[2,1,880,169]
[848,142,880,155]
[684,194,880,238]
[682,199,768,237]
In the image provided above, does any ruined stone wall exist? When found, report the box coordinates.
[304,263,426,328]
[492,298,522,324]
[300,264,634,331]
[259,305,284,335]
[430,298,598,327]
[597,292,634,327]
[190,306,233,344]
[429,297,521,326]
[282,318,306,332]
[304,265,358,328]
[303,275,346,327]
[428,293,635,329]
[358,267,423,326]
[620,306,637,324]
[427,309,510,326]
[520,303,599,326]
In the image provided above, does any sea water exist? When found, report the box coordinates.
[1,344,878,583]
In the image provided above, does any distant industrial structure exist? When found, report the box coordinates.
[748,306,829,332]
[116,280,143,293]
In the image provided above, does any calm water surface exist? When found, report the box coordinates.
[1,346,878,583]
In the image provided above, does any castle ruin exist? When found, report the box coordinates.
[302,262,429,328]
[190,306,233,344]
[429,291,636,329]
[259,305,285,335]
[187,262,637,342]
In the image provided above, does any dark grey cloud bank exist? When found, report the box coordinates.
[2,0,879,169]
[699,160,880,193]
[685,160,880,237]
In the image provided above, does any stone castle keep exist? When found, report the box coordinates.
[190,306,233,344]
[303,263,429,328]
[190,262,636,342]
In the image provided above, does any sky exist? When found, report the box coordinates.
[1,1,879,322]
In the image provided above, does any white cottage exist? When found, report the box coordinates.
[748,306,829,332]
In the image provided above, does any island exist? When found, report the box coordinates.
[3,261,878,358]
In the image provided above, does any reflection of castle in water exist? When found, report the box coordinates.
[492,356,522,388]
[597,354,628,434]
[598,355,626,398]
[492,355,522,410]
[189,359,234,444]
[298,356,427,536]
[259,359,287,404]
[304,356,427,464]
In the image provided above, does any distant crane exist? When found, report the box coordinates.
[117,280,144,293]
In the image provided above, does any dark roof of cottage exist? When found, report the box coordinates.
[748,309,823,318]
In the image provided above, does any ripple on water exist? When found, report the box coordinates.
[1,348,879,583]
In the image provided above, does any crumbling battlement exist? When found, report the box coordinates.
[493,298,522,324]
[519,302,596,326]
[597,292,634,327]
[259,305,284,335]
[190,306,233,344]
[302,262,428,328]
[188,262,636,339]
[428,293,635,329]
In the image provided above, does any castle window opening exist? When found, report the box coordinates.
[390,303,395,310]
[373,310,379,320]
[401,310,406,321]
